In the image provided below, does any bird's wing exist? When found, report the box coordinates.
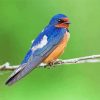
[5,26,66,85]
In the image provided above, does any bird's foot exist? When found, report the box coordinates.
[48,62,55,66]
[44,61,56,69]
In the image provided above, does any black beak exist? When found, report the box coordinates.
[64,21,71,24]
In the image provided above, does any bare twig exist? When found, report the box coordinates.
[0,54,100,71]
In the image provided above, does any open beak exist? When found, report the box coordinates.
[64,21,71,24]
[62,18,71,24]
[55,17,70,28]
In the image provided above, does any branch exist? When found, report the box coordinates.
[0,54,100,71]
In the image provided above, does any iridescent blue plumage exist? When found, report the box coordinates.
[22,26,67,64]
[6,14,69,85]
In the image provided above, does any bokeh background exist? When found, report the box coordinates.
[0,0,100,100]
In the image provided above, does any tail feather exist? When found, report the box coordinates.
[5,68,23,85]
[5,56,43,85]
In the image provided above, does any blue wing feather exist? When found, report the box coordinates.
[32,26,66,56]
[5,25,67,85]
[22,25,66,63]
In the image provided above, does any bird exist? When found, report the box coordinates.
[5,14,70,85]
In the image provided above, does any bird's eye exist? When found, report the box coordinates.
[57,19,64,23]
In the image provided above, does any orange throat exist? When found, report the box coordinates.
[55,23,69,28]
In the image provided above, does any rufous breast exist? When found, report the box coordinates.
[43,32,70,64]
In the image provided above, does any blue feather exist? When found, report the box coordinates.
[5,14,69,85]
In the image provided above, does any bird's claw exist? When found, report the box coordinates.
[44,61,56,69]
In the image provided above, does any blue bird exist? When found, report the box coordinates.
[5,14,70,85]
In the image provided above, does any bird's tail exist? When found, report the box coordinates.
[5,66,25,85]
[5,56,43,86]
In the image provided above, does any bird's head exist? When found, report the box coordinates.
[49,14,70,29]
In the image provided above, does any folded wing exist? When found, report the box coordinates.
[5,26,66,85]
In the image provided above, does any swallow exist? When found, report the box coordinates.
[5,14,70,85]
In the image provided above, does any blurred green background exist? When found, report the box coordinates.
[0,0,100,100]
